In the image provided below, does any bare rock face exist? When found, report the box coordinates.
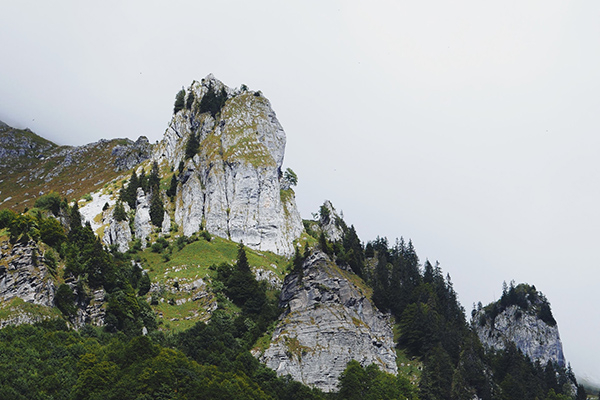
[257,251,397,392]
[319,200,344,242]
[134,187,152,248]
[111,136,152,171]
[0,241,55,307]
[103,218,132,253]
[154,75,303,256]
[473,285,566,367]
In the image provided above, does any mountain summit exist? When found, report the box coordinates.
[152,74,303,256]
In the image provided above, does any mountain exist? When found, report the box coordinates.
[153,74,303,256]
[0,76,589,399]
[0,121,151,211]
[473,282,566,367]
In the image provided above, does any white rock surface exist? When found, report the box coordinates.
[134,187,152,248]
[474,304,566,367]
[154,75,303,256]
[79,192,115,233]
[258,251,397,392]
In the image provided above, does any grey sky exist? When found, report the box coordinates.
[2,1,599,383]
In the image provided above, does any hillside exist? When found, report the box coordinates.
[0,122,151,211]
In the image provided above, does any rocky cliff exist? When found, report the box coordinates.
[0,240,55,307]
[257,251,397,392]
[153,75,303,256]
[473,283,566,367]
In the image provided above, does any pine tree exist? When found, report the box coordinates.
[149,190,164,228]
[166,174,178,199]
[148,161,160,190]
[173,89,185,114]
[113,201,127,222]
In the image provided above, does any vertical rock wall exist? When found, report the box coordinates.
[257,251,397,392]
[155,75,303,256]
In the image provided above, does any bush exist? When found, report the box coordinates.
[0,209,17,229]
[34,192,62,215]
[55,284,77,316]
[39,217,66,247]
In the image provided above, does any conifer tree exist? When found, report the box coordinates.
[149,190,164,227]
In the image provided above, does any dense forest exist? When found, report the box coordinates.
[0,195,589,399]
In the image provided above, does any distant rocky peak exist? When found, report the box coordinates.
[473,283,566,367]
[319,200,344,242]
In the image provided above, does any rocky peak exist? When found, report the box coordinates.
[473,283,566,367]
[155,75,303,256]
[257,250,397,392]
[319,200,344,242]
[0,126,57,165]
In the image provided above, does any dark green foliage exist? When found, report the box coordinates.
[283,167,298,187]
[113,201,127,222]
[151,237,169,253]
[173,89,185,114]
[185,133,200,159]
[318,231,332,255]
[198,84,228,117]
[166,173,178,198]
[34,191,62,215]
[39,216,66,247]
[213,244,280,346]
[0,208,17,229]
[149,189,165,227]
[120,170,139,209]
[337,360,418,400]
[340,225,364,277]
[55,283,77,316]
[138,273,151,296]
[174,311,325,400]
[419,345,454,400]
[481,282,557,327]
[178,160,185,174]
[8,213,39,243]
[148,160,160,190]
[185,90,195,109]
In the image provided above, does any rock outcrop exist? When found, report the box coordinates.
[473,284,566,367]
[0,240,55,307]
[111,136,152,171]
[319,200,344,242]
[154,75,303,256]
[257,251,397,392]
[134,187,152,248]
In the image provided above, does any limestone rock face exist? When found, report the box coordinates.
[111,136,152,171]
[257,251,397,392]
[154,75,303,256]
[0,241,55,307]
[319,200,344,242]
[473,288,566,367]
[103,218,132,253]
[134,187,152,248]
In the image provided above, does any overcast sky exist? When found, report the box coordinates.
[2,0,600,383]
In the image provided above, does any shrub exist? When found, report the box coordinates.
[34,192,62,215]
[55,284,77,316]
[39,217,66,247]
[0,209,17,229]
